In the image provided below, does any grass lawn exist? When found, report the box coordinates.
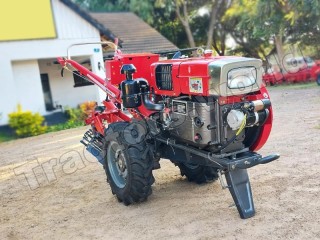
[0,132,17,143]
[268,81,319,90]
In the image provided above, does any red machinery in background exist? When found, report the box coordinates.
[263,56,320,85]
[57,42,279,219]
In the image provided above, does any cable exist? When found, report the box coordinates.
[214,113,247,153]
[236,113,247,136]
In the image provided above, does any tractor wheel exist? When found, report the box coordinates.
[103,122,154,205]
[177,163,218,184]
[317,74,320,86]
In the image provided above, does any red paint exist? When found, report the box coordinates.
[249,87,273,151]
[263,58,320,85]
[105,53,159,85]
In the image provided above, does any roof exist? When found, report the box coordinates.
[90,12,178,54]
[59,0,122,46]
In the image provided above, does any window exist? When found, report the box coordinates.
[73,71,94,87]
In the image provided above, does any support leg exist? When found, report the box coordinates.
[225,169,255,219]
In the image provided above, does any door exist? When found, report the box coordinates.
[40,73,54,111]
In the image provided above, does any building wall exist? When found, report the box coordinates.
[12,60,46,114]
[38,59,100,109]
[0,0,105,125]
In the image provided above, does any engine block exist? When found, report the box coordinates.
[168,100,218,148]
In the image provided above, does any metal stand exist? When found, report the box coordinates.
[225,169,255,219]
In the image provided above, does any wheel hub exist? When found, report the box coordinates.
[107,141,128,188]
[115,149,127,178]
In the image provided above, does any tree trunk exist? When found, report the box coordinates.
[175,0,195,48]
[274,34,285,71]
[184,24,196,48]
[206,0,219,49]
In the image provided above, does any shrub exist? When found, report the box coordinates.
[47,104,90,133]
[80,101,97,118]
[64,101,96,124]
[64,107,84,122]
[8,105,47,137]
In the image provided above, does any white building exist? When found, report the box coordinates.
[0,0,114,125]
[0,0,178,126]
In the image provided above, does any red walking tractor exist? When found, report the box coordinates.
[57,42,279,219]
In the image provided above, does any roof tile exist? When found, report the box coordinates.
[90,12,178,53]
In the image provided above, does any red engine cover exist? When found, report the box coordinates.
[105,53,159,85]
[149,56,247,97]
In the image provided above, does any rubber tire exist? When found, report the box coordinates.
[177,163,218,184]
[317,75,320,86]
[103,122,154,205]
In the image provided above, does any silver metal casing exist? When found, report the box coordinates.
[170,100,219,148]
[208,57,263,97]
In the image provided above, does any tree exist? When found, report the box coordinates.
[156,0,232,52]
[223,0,272,59]
[174,0,231,52]
[74,0,232,52]
[75,0,155,24]
[74,0,320,59]
[286,0,320,58]
[205,0,228,49]
[231,0,319,64]
[252,1,295,68]
[174,0,196,47]
[74,0,186,47]
[75,0,130,11]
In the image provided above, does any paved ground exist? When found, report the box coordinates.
[0,84,320,240]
